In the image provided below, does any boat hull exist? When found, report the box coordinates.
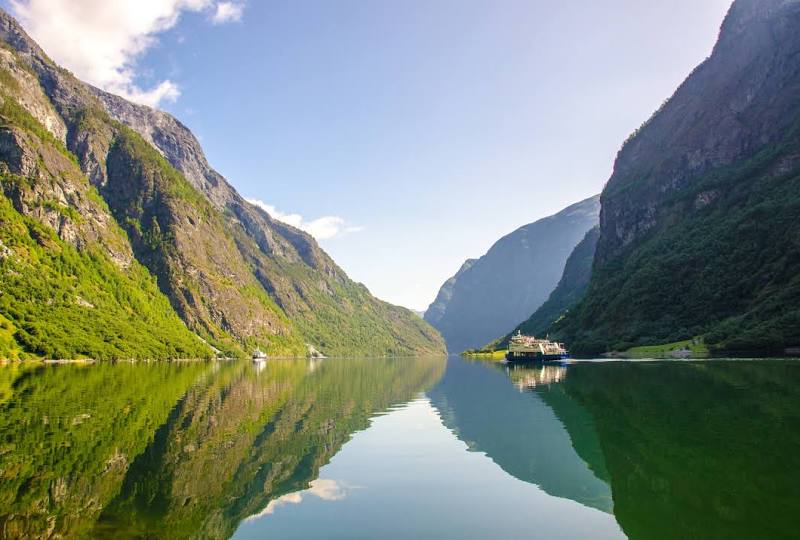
[505,352,569,363]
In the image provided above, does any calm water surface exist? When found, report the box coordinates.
[1,356,799,539]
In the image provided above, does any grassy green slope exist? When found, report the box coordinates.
[0,196,210,359]
[239,235,445,356]
[0,18,445,359]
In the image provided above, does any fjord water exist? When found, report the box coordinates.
[1,358,799,539]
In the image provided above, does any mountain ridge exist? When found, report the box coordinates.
[487,225,599,350]
[0,9,444,359]
[425,195,599,353]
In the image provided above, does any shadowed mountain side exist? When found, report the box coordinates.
[490,226,600,350]
[425,196,599,353]
[426,357,612,513]
[556,0,800,354]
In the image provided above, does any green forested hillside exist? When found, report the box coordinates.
[0,197,211,359]
[557,143,800,353]
[552,0,800,354]
[0,10,445,359]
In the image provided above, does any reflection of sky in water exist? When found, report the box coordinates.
[232,397,624,540]
[246,478,352,520]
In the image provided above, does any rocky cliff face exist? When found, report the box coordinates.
[424,258,476,328]
[0,10,444,358]
[425,195,599,353]
[557,0,800,353]
[598,0,800,264]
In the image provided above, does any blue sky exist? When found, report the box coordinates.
[8,0,733,310]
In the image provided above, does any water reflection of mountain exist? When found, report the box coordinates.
[561,361,800,540]
[427,358,613,513]
[0,362,209,539]
[0,357,445,539]
[430,358,800,539]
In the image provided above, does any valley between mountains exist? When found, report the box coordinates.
[426,0,800,357]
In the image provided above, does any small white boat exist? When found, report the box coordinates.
[252,349,268,362]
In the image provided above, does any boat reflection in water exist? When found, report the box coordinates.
[506,363,568,391]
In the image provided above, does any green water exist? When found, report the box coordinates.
[0,357,798,539]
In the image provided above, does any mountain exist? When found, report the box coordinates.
[0,10,444,359]
[492,225,599,349]
[553,0,800,354]
[425,195,599,353]
[424,258,476,328]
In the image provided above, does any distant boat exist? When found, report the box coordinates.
[252,349,268,362]
[506,331,568,362]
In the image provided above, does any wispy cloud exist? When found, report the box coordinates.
[211,2,244,24]
[10,0,245,107]
[247,198,363,241]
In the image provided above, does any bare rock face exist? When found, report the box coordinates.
[0,123,133,267]
[425,258,477,328]
[90,87,335,273]
[0,48,66,141]
[91,90,230,207]
[597,0,800,265]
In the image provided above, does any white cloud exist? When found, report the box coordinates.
[124,80,182,106]
[211,2,244,24]
[10,0,244,107]
[247,198,363,241]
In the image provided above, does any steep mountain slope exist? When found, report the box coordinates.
[0,44,210,360]
[491,226,599,349]
[554,0,800,354]
[425,195,599,353]
[0,11,444,358]
[424,258,476,328]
